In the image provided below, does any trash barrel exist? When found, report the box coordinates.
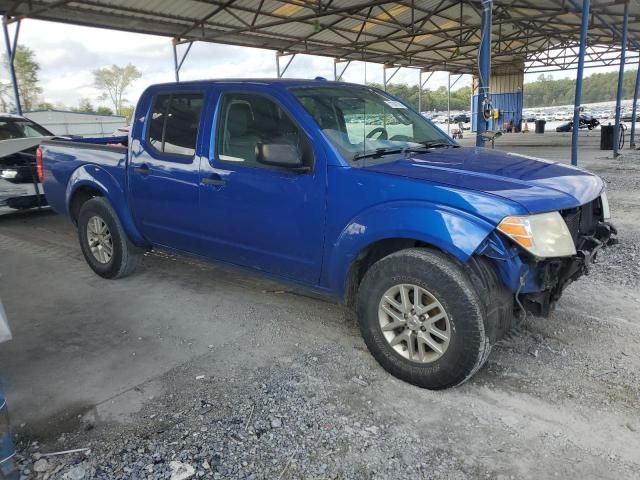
[535,119,546,134]
[600,124,615,150]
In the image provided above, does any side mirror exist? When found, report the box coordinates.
[257,143,308,171]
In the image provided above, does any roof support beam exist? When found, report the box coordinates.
[383,64,401,91]
[172,38,194,82]
[476,0,492,146]
[630,56,640,148]
[418,69,435,112]
[568,0,590,167]
[2,15,21,115]
[614,0,629,157]
[334,58,351,81]
[276,52,296,78]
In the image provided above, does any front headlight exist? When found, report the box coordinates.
[497,211,577,258]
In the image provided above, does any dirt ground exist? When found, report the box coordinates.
[0,134,639,479]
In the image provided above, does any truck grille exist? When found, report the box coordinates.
[560,197,601,246]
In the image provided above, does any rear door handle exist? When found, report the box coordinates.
[201,177,225,186]
[134,164,150,175]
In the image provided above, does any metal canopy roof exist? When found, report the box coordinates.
[1,0,639,75]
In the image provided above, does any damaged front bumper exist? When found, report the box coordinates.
[520,221,617,316]
[478,215,618,319]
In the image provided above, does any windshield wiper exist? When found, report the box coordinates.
[419,140,458,148]
[352,146,429,161]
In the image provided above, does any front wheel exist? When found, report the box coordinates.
[77,197,142,279]
[356,249,490,389]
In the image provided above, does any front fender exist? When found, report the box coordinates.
[66,165,148,247]
[324,201,496,297]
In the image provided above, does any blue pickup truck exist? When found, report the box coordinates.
[39,79,616,389]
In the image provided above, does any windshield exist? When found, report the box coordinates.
[0,118,52,140]
[291,85,453,163]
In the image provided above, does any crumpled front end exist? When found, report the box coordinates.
[520,197,617,316]
[477,194,617,318]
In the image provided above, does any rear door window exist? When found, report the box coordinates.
[147,93,204,158]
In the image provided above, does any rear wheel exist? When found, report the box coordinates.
[77,197,142,279]
[356,248,490,389]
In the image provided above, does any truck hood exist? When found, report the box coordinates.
[362,147,603,213]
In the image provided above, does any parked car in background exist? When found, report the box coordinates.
[621,112,640,122]
[0,114,54,213]
[555,113,600,132]
[40,79,616,390]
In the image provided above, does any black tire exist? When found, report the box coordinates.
[356,248,490,390]
[77,197,142,279]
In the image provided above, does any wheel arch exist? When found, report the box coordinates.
[324,201,497,303]
[66,165,149,248]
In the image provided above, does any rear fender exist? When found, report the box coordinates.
[325,201,496,297]
[66,165,148,247]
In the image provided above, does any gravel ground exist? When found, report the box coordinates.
[4,148,640,480]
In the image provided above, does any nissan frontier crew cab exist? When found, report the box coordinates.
[38,79,616,389]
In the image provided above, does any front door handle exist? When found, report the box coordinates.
[201,177,225,186]
[134,164,150,175]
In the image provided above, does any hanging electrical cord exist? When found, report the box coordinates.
[619,123,627,151]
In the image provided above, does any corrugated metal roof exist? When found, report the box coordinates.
[0,0,638,74]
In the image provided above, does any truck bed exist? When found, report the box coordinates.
[40,136,129,218]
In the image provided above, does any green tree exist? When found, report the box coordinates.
[36,101,55,110]
[95,106,114,116]
[3,46,42,111]
[77,98,95,113]
[524,70,639,107]
[93,64,141,116]
[0,82,12,111]
[119,105,135,122]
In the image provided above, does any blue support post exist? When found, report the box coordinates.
[630,57,640,148]
[614,1,629,157]
[2,17,21,115]
[571,0,590,166]
[476,0,492,147]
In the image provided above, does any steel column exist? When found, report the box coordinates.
[614,1,629,157]
[570,0,590,166]
[447,73,451,134]
[172,39,194,83]
[172,39,179,82]
[631,57,640,148]
[383,65,400,92]
[418,70,434,114]
[2,17,21,115]
[418,70,422,112]
[276,52,296,78]
[476,0,492,147]
[334,59,351,81]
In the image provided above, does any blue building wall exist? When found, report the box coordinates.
[471,91,524,132]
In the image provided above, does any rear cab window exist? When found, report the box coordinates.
[147,92,204,158]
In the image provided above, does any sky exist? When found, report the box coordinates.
[0,19,623,112]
